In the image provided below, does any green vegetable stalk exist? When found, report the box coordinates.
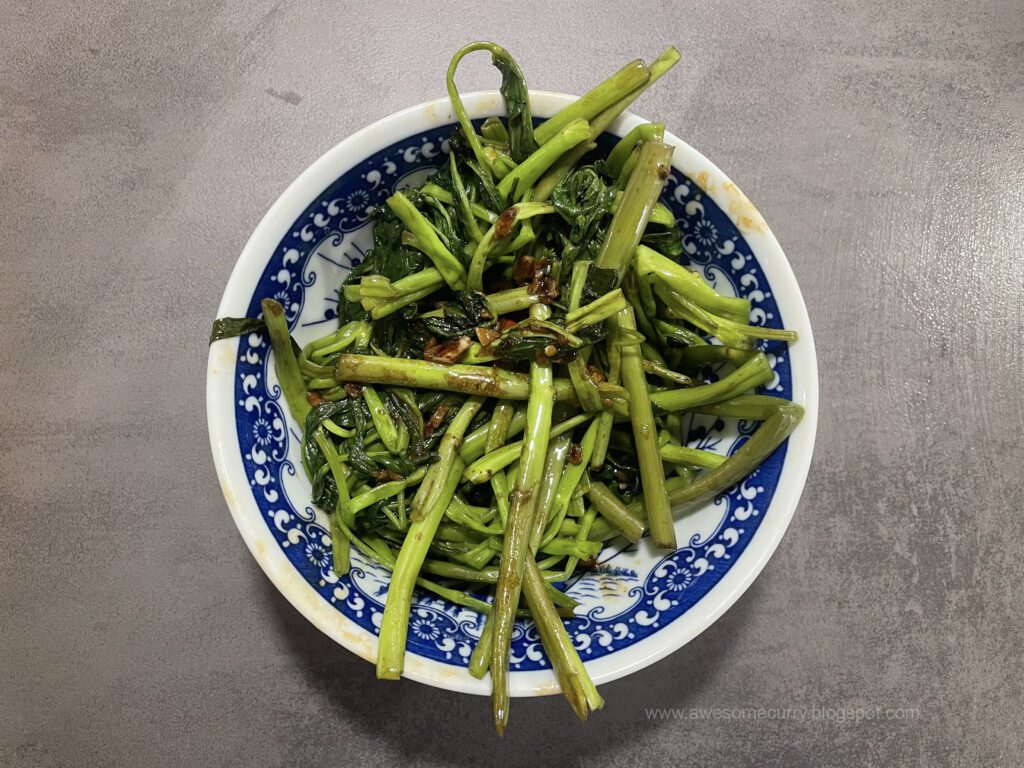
[386,192,467,290]
[491,303,556,736]
[615,306,675,549]
[521,557,604,720]
[377,397,484,679]
[666,404,804,508]
[261,299,311,425]
[535,58,649,144]
[595,141,675,282]
[648,353,773,413]
[333,354,578,403]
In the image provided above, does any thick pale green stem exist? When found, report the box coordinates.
[469,612,495,679]
[659,444,726,469]
[595,141,674,283]
[261,299,310,425]
[491,303,555,736]
[418,287,538,320]
[648,353,773,413]
[362,385,404,453]
[463,413,593,484]
[376,396,484,679]
[694,394,794,421]
[496,119,591,204]
[615,306,675,549]
[535,59,650,144]
[333,354,579,404]
[533,47,680,201]
[386,192,467,290]
[529,433,571,550]
[665,405,804,508]
[636,244,750,322]
[376,456,465,679]
[607,123,665,176]
[521,558,598,721]
[587,481,645,542]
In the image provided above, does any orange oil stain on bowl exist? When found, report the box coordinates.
[279,560,378,662]
[408,654,459,680]
[721,181,766,235]
[693,169,714,196]
[599,577,633,599]
[335,626,375,662]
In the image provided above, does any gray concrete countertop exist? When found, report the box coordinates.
[2,1,1021,765]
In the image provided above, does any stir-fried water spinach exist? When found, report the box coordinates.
[213,42,804,734]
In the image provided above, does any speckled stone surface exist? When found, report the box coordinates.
[2,1,1022,765]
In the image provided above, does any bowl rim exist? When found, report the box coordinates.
[207,90,819,696]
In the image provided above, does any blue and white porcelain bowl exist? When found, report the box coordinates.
[207,91,819,696]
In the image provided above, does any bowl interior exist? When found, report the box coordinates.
[207,92,818,695]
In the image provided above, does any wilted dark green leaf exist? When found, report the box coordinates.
[371,308,431,359]
[209,316,265,344]
[581,265,618,305]
[551,166,619,275]
[311,463,339,511]
[421,291,497,340]
[336,204,429,324]
[490,48,538,163]
[463,156,504,214]
[641,221,685,259]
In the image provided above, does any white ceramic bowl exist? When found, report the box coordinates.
[207,91,818,696]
